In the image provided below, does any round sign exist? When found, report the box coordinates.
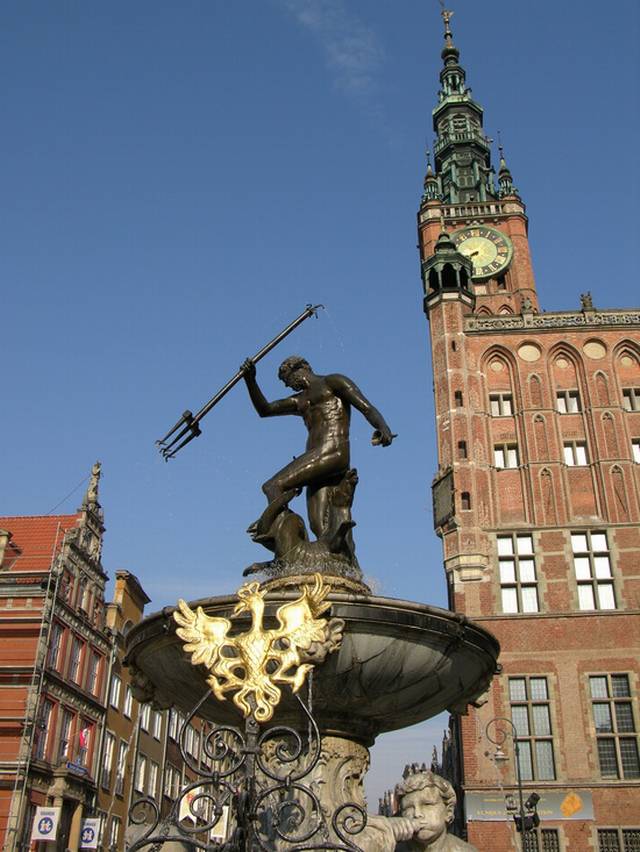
[38,817,54,835]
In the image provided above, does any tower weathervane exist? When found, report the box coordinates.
[439,1,454,43]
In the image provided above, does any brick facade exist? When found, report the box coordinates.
[420,14,640,852]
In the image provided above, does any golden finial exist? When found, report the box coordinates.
[439,1,454,43]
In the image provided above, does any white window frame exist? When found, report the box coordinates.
[571,531,616,611]
[556,389,581,413]
[140,704,151,731]
[102,731,115,789]
[563,441,588,466]
[622,387,640,411]
[489,393,514,416]
[109,674,122,710]
[123,684,133,718]
[632,439,640,464]
[148,760,159,798]
[152,710,162,740]
[115,740,128,796]
[497,534,539,614]
[494,443,519,469]
[135,754,147,792]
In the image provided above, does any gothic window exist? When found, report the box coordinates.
[622,388,640,411]
[494,443,519,468]
[556,390,581,413]
[563,441,588,466]
[498,534,539,613]
[460,492,471,511]
[633,440,640,463]
[428,268,439,292]
[571,531,616,611]
[452,114,466,130]
[597,828,640,851]
[509,676,556,780]
[590,674,640,780]
[490,393,513,416]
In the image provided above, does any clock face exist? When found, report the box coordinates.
[452,226,513,280]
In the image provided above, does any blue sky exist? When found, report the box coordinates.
[2,0,639,804]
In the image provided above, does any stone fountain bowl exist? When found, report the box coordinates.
[125,590,499,745]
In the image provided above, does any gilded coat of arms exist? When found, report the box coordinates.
[173,574,344,722]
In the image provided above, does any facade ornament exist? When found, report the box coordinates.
[174,574,344,722]
[580,291,594,310]
[82,461,101,509]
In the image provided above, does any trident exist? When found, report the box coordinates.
[156,304,324,460]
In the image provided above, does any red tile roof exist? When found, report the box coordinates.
[0,514,81,572]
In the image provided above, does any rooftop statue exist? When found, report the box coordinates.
[240,355,394,582]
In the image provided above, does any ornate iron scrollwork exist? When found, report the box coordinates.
[127,685,365,851]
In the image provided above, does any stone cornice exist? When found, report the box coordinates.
[465,308,640,334]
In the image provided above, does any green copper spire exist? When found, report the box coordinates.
[422,150,440,202]
[429,7,499,204]
[497,138,519,198]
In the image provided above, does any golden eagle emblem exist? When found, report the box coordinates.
[173,574,343,722]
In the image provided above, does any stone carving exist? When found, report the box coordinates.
[466,309,640,333]
[240,356,394,580]
[580,291,594,310]
[393,768,478,850]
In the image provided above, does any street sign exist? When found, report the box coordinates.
[80,817,101,849]
[30,807,60,842]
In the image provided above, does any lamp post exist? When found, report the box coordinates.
[486,717,540,849]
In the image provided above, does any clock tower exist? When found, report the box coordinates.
[419,9,640,852]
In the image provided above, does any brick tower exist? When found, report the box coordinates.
[420,9,640,851]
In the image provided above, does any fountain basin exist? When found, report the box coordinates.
[125,590,499,745]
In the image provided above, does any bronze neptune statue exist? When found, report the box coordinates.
[240,355,394,581]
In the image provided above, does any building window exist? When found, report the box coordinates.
[86,652,100,695]
[78,722,92,767]
[58,709,74,762]
[460,492,471,511]
[123,685,133,718]
[522,829,561,852]
[68,635,83,683]
[135,754,147,792]
[102,732,115,789]
[164,764,180,799]
[457,440,467,459]
[590,674,640,780]
[109,674,122,710]
[556,390,581,413]
[498,535,539,613]
[169,709,178,740]
[46,623,64,670]
[632,440,640,463]
[622,388,640,411]
[33,699,53,760]
[148,760,159,798]
[108,816,121,852]
[509,677,556,780]
[494,443,519,469]
[152,710,162,740]
[490,393,513,416]
[571,531,616,611]
[454,390,464,407]
[563,441,588,466]
[140,704,151,731]
[598,828,640,851]
[115,740,128,796]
